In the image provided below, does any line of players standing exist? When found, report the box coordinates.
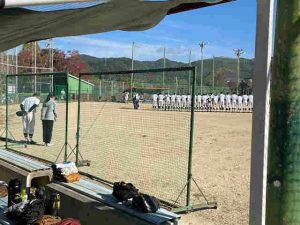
[152,92,254,112]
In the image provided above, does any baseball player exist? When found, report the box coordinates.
[176,94,181,110]
[213,94,219,111]
[196,93,202,110]
[165,93,171,110]
[219,92,225,111]
[20,93,40,144]
[242,94,249,111]
[152,93,158,109]
[124,91,129,103]
[207,93,213,111]
[249,93,254,111]
[187,94,192,110]
[202,94,208,111]
[231,93,238,111]
[158,93,164,110]
[171,93,176,110]
[181,94,187,110]
[238,95,243,111]
[225,92,232,111]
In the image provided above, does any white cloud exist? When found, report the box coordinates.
[55,36,253,63]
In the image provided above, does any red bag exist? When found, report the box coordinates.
[57,218,81,225]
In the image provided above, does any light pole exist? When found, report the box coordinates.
[199,42,207,95]
[188,50,192,93]
[212,56,215,89]
[234,49,244,94]
[163,47,166,88]
[130,42,135,98]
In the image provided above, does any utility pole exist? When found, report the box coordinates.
[130,42,135,99]
[188,50,192,93]
[234,48,244,94]
[199,42,207,95]
[212,56,215,89]
[163,47,166,88]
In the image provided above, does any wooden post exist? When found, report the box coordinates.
[249,0,274,225]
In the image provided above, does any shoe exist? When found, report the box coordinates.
[29,140,37,145]
[46,143,53,147]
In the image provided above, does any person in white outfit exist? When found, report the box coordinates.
[176,94,181,110]
[242,94,249,111]
[196,94,202,110]
[225,93,232,111]
[238,95,243,111]
[20,93,40,144]
[231,93,238,111]
[213,94,219,111]
[248,93,254,111]
[158,93,164,110]
[219,92,225,111]
[152,93,158,109]
[171,93,176,110]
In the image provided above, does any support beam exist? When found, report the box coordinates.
[249,0,274,225]
[1,0,99,8]
[266,1,300,224]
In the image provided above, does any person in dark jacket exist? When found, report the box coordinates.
[41,93,57,147]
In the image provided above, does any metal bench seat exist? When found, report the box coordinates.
[0,149,53,194]
[58,179,180,225]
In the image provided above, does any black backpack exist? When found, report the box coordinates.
[132,194,160,213]
[112,182,139,201]
[19,199,45,225]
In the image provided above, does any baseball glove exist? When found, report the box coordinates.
[34,215,62,225]
[16,110,27,117]
[0,185,7,198]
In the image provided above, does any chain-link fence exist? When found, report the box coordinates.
[2,73,75,164]
[75,67,202,208]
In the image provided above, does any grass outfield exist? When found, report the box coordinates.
[0,102,252,225]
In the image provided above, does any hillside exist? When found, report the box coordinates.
[81,54,254,87]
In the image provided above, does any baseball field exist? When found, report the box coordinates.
[0,102,252,225]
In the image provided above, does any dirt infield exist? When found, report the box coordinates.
[0,102,252,225]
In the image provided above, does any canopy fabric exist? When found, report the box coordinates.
[0,0,233,52]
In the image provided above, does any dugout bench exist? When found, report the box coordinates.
[55,179,181,225]
[0,149,180,225]
[0,149,53,196]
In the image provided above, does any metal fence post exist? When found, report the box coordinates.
[64,73,69,162]
[186,67,196,207]
[5,75,8,148]
[76,74,82,166]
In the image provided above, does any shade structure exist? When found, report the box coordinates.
[0,0,233,52]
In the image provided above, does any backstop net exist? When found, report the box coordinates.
[76,67,198,206]
[3,73,74,164]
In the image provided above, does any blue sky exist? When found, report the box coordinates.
[54,0,257,62]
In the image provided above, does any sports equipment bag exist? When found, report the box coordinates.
[132,194,160,213]
[112,182,139,201]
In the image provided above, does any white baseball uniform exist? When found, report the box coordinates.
[21,96,40,137]
[219,94,225,109]
[152,94,158,108]
[249,94,254,110]
[158,94,164,108]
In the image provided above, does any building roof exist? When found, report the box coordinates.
[0,0,234,52]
